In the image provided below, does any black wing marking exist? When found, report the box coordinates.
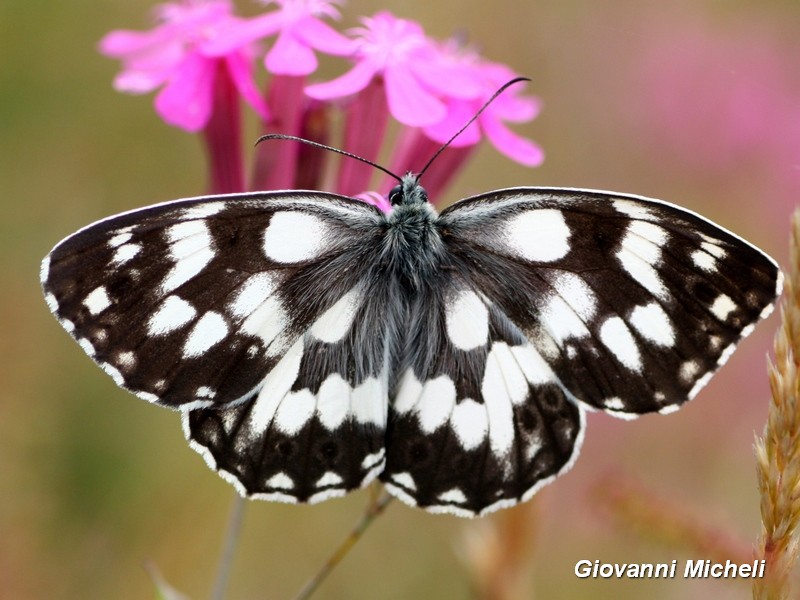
[436,187,781,416]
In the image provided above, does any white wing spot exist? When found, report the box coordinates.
[541,294,591,344]
[701,241,727,258]
[79,338,96,356]
[316,472,344,487]
[505,209,571,262]
[181,202,225,219]
[108,232,132,247]
[266,472,294,490]
[710,294,737,321]
[451,398,488,451]
[510,345,557,385]
[437,488,467,504]
[45,292,59,312]
[482,348,517,457]
[249,339,304,433]
[445,289,489,351]
[550,273,596,320]
[691,249,717,272]
[628,221,668,247]
[616,223,668,299]
[613,199,653,220]
[679,360,700,384]
[115,351,136,370]
[112,243,141,265]
[197,386,216,399]
[629,302,675,347]
[310,288,362,343]
[484,343,528,406]
[83,286,112,316]
[274,388,316,434]
[263,211,330,263]
[229,273,279,318]
[394,368,423,414]
[148,295,197,336]
[604,397,625,410]
[162,221,215,293]
[391,472,417,491]
[599,316,642,372]
[101,362,124,385]
[351,376,385,426]
[241,296,287,346]
[416,375,457,433]
[183,311,229,357]
[316,373,351,430]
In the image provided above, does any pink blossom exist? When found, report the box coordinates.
[422,58,544,167]
[205,0,356,76]
[99,0,268,132]
[306,11,453,127]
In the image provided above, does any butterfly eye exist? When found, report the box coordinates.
[389,185,404,206]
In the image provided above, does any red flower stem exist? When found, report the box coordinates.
[252,75,306,191]
[336,79,389,197]
[203,59,245,194]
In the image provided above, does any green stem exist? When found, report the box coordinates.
[292,488,393,600]
[210,493,246,600]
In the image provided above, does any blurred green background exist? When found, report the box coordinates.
[3,0,798,598]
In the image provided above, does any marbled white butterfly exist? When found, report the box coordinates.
[41,171,781,516]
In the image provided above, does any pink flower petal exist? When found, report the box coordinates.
[355,191,391,213]
[305,60,377,99]
[224,51,269,120]
[201,12,283,56]
[113,69,169,94]
[481,113,544,167]
[265,31,318,75]
[99,29,160,57]
[295,17,357,56]
[154,52,216,132]
[384,63,446,127]
[422,100,481,146]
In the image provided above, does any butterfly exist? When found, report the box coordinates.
[40,169,781,516]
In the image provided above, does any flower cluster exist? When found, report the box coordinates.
[100,0,543,204]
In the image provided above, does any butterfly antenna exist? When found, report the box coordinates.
[256,134,403,185]
[416,76,532,182]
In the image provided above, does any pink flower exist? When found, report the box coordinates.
[99,0,268,132]
[205,0,356,76]
[306,11,455,127]
[422,57,544,167]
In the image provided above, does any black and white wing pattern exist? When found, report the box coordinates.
[42,192,393,502]
[381,187,780,516]
[42,182,781,517]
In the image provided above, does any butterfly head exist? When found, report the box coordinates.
[389,173,428,208]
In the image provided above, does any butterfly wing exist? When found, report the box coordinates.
[382,280,585,516]
[438,187,781,414]
[381,187,780,516]
[42,192,393,501]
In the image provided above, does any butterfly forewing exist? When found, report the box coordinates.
[42,192,383,409]
[437,188,781,417]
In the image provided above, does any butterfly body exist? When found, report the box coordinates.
[42,183,781,516]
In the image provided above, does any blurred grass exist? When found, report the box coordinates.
[2,0,798,598]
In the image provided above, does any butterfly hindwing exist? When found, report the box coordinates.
[383,280,585,516]
[436,187,781,417]
[184,219,412,502]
